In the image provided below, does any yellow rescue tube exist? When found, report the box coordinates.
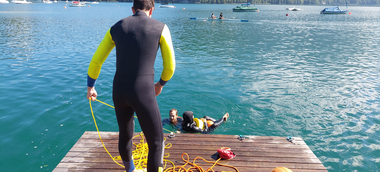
[194,118,204,129]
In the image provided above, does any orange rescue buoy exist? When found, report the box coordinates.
[272,167,293,172]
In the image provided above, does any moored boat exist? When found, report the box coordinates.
[287,7,302,11]
[320,6,347,14]
[0,0,10,3]
[233,2,257,12]
[159,3,175,8]
[69,1,86,7]
[11,0,32,4]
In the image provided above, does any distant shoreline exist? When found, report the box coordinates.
[101,0,380,6]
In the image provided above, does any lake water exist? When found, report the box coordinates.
[1,2,380,171]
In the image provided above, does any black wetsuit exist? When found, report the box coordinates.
[88,10,176,172]
[112,11,166,172]
[182,111,226,133]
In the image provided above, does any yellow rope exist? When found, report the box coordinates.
[89,99,125,168]
[90,99,238,172]
[95,99,173,133]
[163,153,239,172]
[95,99,115,109]
[89,99,171,171]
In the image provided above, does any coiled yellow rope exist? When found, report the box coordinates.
[89,99,172,170]
[89,99,239,172]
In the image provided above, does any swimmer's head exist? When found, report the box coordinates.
[182,111,194,128]
[169,108,178,124]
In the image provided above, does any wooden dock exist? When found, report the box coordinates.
[54,131,327,172]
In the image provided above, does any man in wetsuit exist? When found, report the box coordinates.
[86,0,175,171]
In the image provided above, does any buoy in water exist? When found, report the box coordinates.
[257,10,259,12]
[64,6,66,8]
[349,12,352,14]
[183,7,185,9]
[272,167,293,172]
[286,13,289,16]
[88,5,90,7]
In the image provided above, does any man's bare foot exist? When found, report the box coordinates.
[223,113,229,121]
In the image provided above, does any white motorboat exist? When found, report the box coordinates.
[286,6,302,11]
[159,5,175,8]
[91,1,98,4]
[43,0,53,3]
[69,1,86,7]
[159,3,175,8]
[291,7,303,11]
[0,0,10,3]
[11,0,32,4]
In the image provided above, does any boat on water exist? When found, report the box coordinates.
[190,18,249,22]
[43,0,53,3]
[91,1,98,4]
[320,6,347,14]
[69,1,86,7]
[233,2,257,12]
[286,0,302,11]
[286,7,303,11]
[11,0,32,4]
[159,2,175,8]
[0,0,10,3]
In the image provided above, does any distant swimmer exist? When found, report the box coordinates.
[219,12,225,19]
[182,111,229,133]
[211,13,216,19]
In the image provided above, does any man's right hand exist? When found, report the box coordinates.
[87,87,97,101]
[154,82,163,96]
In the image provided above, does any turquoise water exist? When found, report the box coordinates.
[1,2,380,171]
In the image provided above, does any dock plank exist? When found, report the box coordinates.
[54,131,327,172]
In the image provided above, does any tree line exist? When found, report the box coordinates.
[108,0,380,5]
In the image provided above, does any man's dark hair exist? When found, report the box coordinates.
[133,0,155,11]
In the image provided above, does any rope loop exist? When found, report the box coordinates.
[90,99,239,172]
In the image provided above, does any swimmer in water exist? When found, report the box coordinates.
[162,108,183,133]
[182,111,229,133]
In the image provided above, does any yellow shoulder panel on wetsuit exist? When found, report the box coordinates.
[159,25,176,82]
[87,29,115,80]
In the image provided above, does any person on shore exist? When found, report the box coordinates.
[182,111,229,133]
[211,13,216,19]
[219,12,225,19]
[86,0,176,171]
[162,108,183,132]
